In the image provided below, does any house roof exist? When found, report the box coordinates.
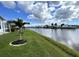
[0,16,5,20]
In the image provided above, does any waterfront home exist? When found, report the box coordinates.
[0,16,7,35]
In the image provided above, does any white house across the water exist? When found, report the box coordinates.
[0,16,7,35]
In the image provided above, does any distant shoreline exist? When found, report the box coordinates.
[26,27,77,29]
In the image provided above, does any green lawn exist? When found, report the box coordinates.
[0,29,79,57]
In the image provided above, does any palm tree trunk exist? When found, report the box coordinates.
[19,28,22,40]
[20,33,22,40]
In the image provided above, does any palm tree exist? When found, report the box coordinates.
[61,23,64,27]
[13,18,30,40]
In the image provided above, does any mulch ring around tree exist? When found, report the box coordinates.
[9,39,27,46]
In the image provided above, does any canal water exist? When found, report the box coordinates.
[28,28,79,51]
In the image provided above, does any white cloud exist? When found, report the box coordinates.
[17,1,35,13]
[45,19,55,24]
[51,1,79,24]
[0,1,53,21]
[27,14,35,19]
[17,1,53,20]
[1,1,16,8]
[16,10,21,13]
[1,1,79,25]
[32,2,52,20]
[25,1,79,24]
[55,8,73,19]
[48,1,63,7]
[48,7,55,12]
[27,14,39,20]
[52,1,60,5]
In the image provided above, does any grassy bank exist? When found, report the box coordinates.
[0,29,79,57]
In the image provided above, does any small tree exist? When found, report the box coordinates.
[51,23,53,26]
[44,25,49,28]
[55,23,57,27]
[13,18,30,40]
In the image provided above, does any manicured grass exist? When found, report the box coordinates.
[0,29,79,57]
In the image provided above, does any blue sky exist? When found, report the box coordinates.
[0,2,44,25]
[0,1,79,25]
[0,2,38,24]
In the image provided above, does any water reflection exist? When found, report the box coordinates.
[28,28,79,51]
